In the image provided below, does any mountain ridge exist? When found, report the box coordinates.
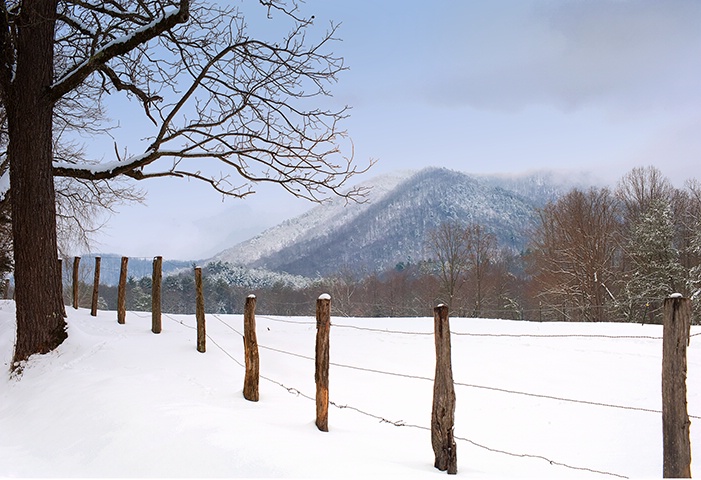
[210,167,578,278]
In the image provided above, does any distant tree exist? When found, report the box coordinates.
[528,187,621,322]
[685,180,701,305]
[614,167,687,322]
[463,223,496,317]
[428,222,471,311]
[0,0,370,369]
[621,199,685,322]
[616,166,674,222]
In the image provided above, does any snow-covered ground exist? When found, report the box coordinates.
[1,299,699,478]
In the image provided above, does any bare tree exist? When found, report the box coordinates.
[616,166,674,223]
[464,223,496,317]
[0,0,371,370]
[528,187,621,322]
[428,222,471,311]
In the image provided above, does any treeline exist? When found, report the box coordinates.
[527,166,701,323]
[64,258,527,320]
[64,166,701,324]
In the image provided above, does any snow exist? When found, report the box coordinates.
[1,299,700,478]
[0,170,9,200]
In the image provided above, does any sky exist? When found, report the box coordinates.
[84,0,701,260]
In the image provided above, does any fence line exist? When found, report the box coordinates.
[65,254,696,477]
[258,314,679,341]
[207,314,696,419]
[161,312,629,479]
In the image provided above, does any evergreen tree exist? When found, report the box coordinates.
[622,199,685,322]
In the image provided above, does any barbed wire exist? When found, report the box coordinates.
[207,314,693,419]
[168,314,630,479]
[137,312,698,420]
[258,314,675,341]
[152,311,696,478]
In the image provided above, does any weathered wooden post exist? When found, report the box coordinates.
[72,256,80,309]
[58,258,67,318]
[315,293,331,432]
[151,256,162,334]
[2,278,9,299]
[432,304,457,474]
[662,293,692,478]
[243,294,259,401]
[117,256,128,324]
[195,266,206,353]
[90,256,101,317]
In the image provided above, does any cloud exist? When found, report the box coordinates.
[424,0,701,113]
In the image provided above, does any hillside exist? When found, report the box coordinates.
[212,168,572,278]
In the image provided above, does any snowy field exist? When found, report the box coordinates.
[1,298,700,478]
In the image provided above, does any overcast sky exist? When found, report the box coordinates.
[86,0,701,260]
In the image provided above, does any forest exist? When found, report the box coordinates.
[64,166,701,325]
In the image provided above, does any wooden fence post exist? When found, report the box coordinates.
[59,258,67,318]
[152,256,162,334]
[315,293,331,432]
[662,294,692,478]
[90,256,101,317]
[195,266,206,353]
[72,256,80,309]
[117,256,128,324]
[243,294,259,401]
[432,303,457,474]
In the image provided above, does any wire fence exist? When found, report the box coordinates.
[135,308,687,479]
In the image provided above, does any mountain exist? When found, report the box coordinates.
[210,167,575,278]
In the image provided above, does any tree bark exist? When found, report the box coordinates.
[7,0,67,369]
[432,304,457,474]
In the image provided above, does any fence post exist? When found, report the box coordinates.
[662,294,692,478]
[90,256,101,317]
[59,258,67,318]
[195,266,206,353]
[432,303,457,474]
[152,256,162,334]
[72,256,80,309]
[243,294,259,401]
[315,293,331,432]
[117,256,128,324]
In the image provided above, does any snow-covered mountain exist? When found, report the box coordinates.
[210,167,577,278]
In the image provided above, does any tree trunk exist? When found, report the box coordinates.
[7,0,67,370]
